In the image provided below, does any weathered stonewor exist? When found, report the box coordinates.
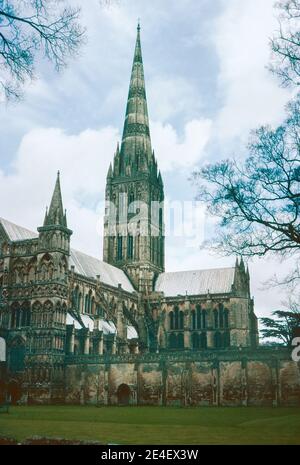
[63,347,300,407]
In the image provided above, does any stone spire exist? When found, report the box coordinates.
[103,24,165,288]
[44,171,67,228]
[120,23,152,171]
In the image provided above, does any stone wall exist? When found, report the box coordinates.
[64,348,300,407]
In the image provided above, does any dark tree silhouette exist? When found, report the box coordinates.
[0,0,85,101]
[260,298,300,346]
[270,0,300,87]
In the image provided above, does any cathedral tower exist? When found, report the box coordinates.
[103,24,164,292]
[26,173,72,402]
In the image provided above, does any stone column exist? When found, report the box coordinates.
[131,341,139,354]
[83,329,90,355]
[68,324,75,354]
[111,335,117,354]
[98,332,104,355]
[207,331,214,348]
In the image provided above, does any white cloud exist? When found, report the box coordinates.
[0,117,211,255]
[148,76,202,122]
[0,126,119,256]
[151,118,212,171]
[213,0,291,142]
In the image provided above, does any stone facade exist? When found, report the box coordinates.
[0,25,299,406]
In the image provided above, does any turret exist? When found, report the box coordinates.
[37,172,72,254]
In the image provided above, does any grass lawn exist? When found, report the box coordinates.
[0,405,299,444]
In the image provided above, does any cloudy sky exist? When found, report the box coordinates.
[0,0,295,319]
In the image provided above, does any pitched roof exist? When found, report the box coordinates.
[155,268,236,297]
[69,249,135,293]
[0,217,38,241]
[0,217,134,293]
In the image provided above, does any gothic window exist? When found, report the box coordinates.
[11,303,20,329]
[179,310,184,330]
[21,302,30,327]
[117,235,123,260]
[174,307,178,329]
[84,290,93,314]
[196,304,202,330]
[200,332,207,349]
[127,235,133,259]
[224,309,229,328]
[129,192,134,205]
[214,309,219,329]
[43,301,53,327]
[214,331,223,349]
[202,310,207,329]
[192,332,199,349]
[32,301,42,327]
[85,294,89,313]
[97,306,104,317]
[177,333,184,349]
[88,291,93,314]
[219,303,224,328]
[191,310,196,330]
[73,286,82,312]
[169,333,177,349]
[169,311,174,330]
[174,306,184,330]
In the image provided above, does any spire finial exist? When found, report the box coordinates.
[137,18,140,31]
[43,172,66,227]
[120,21,152,168]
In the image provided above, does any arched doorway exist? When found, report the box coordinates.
[117,384,131,405]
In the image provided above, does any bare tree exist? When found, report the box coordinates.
[191,0,300,266]
[270,0,300,87]
[0,0,85,101]
[192,96,300,259]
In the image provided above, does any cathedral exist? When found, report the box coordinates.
[0,26,299,406]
